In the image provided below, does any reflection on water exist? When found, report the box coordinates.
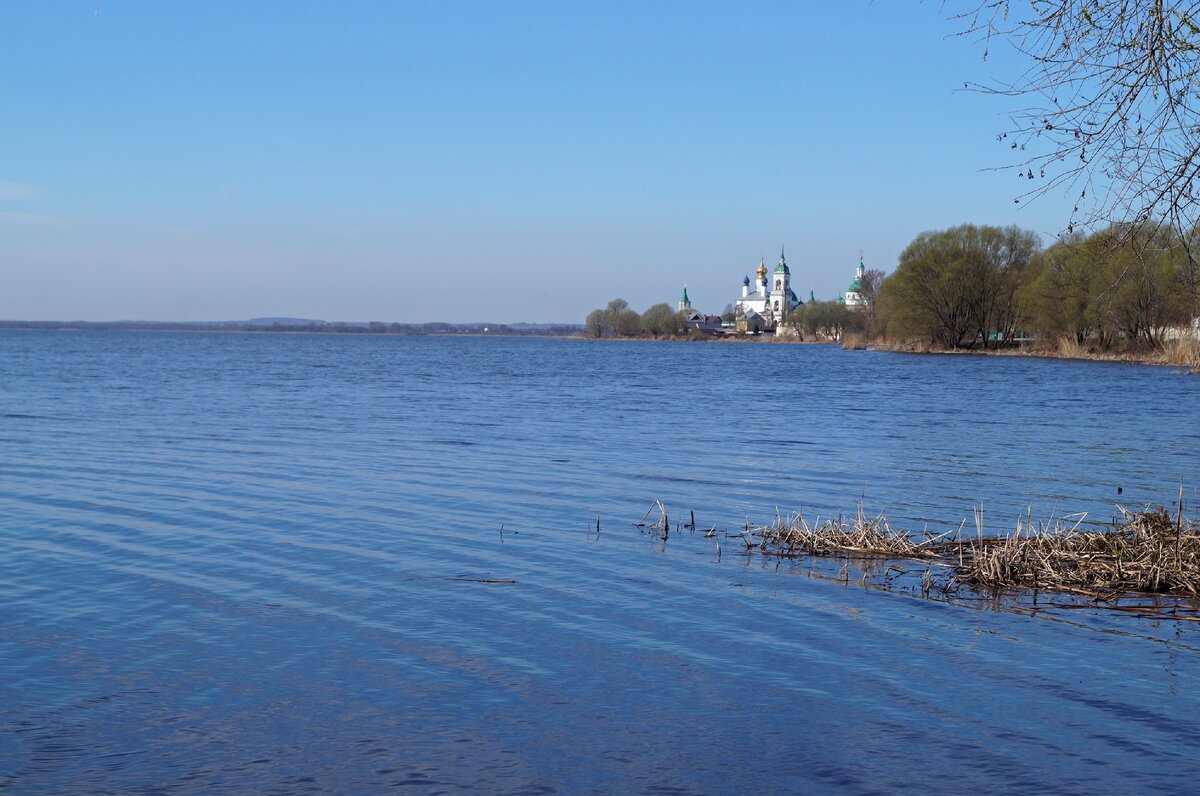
[1,330,1199,793]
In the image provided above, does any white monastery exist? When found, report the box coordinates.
[735,247,801,328]
[671,248,871,336]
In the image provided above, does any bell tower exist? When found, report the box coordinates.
[770,245,790,322]
[678,286,691,313]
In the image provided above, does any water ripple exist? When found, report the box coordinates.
[1,330,1199,793]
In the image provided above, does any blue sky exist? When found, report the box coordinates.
[0,1,1075,323]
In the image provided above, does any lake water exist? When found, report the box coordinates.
[2,330,1199,794]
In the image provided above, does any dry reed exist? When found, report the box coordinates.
[954,505,1200,598]
[753,505,938,560]
[1161,334,1200,370]
[1055,335,1090,360]
[653,497,1199,601]
[839,333,868,351]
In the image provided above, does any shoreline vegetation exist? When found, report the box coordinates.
[583,221,1200,373]
[865,223,1199,374]
[637,496,1200,610]
[843,333,1200,372]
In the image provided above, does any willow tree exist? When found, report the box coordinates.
[877,224,1041,348]
[1018,232,1106,344]
[1019,223,1193,346]
[584,298,642,338]
[1096,223,1195,344]
[640,303,684,338]
[786,300,858,341]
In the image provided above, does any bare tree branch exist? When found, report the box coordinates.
[955,1,1200,239]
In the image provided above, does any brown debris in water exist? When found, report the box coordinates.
[721,498,1199,601]
[755,506,939,560]
[953,505,1200,598]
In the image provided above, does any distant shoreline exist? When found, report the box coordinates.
[0,320,583,337]
[573,333,835,345]
[4,323,1195,371]
[571,329,1199,371]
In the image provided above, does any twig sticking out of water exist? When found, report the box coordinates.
[636,500,671,541]
[445,577,517,584]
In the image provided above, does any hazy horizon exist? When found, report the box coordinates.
[0,316,582,326]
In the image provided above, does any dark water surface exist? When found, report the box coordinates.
[2,330,1199,794]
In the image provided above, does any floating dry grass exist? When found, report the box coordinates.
[643,496,1199,603]
[954,504,1200,598]
[754,506,939,560]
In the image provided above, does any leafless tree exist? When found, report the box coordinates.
[858,267,887,326]
[957,1,1200,242]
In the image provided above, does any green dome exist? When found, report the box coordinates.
[847,278,862,293]
[775,245,789,274]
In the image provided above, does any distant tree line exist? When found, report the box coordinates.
[0,320,584,336]
[782,300,864,341]
[874,223,1198,350]
[584,299,693,339]
[776,265,882,340]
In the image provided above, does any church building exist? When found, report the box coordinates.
[735,247,801,330]
[677,286,706,324]
[844,257,867,308]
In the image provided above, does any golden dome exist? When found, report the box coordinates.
[755,260,767,279]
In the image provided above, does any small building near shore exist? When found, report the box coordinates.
[736,308,768,335]
[686,314,725,334]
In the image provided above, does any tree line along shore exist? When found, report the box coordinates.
[582,222,1200,372]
